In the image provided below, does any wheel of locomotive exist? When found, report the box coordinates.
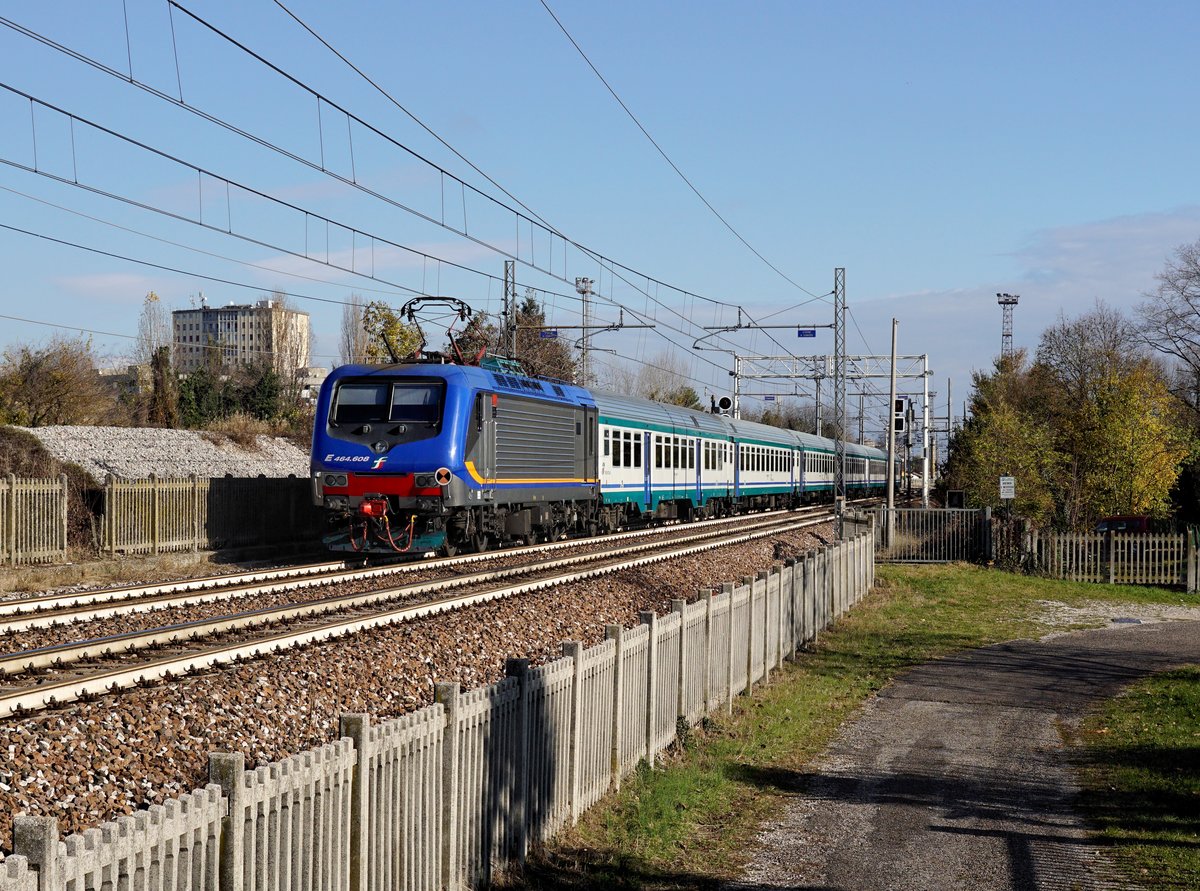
[471,531,490,553]
[443,515,469,557]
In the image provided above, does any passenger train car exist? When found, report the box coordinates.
[311,361,889,555]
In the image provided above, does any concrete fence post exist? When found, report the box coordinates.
[58,473,68,563]
[700,588,714,709]
[562,641,584,824]
[150,471,160,556]
[505,658,531,865]
[773,565,784,669]
[745,575,757,694]
[1188,528,1197,593]
[604,624,624,790]
[338,713,370,891]
[104,473,115,557]
[13,814,62,889]
[785,559,799,655]
[190,473,201,553]
[671,599,687,721]
[640,611,658,766]
[722,582,735,714]
[5,474,15,566]
[209,751,245,891]
[434,681,462,890]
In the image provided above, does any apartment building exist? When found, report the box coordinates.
[173,298,310,375]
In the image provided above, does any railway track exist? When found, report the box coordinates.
[0,502,851,632]
[0,505,848,718]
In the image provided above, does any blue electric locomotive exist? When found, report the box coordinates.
[311,360,889,555]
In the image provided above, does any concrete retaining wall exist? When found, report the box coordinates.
[3,531,875,891]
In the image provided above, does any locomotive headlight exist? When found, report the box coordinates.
[371,440,389,454]
[323,473,348,487]
[414,473,436,488]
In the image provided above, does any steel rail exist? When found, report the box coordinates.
[0,511,837,718]
[0,511,815,675]
[0,503,847,633]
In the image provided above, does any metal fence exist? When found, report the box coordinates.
[2,530,875,891]
[874,507,986,563]
[102,475,324,555]
[0,475,68,566]
[874,507,1198,592]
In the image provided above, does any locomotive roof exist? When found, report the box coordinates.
[326,362,596,407]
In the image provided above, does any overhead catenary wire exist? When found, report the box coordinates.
[537,0,822,300]
[0,8,814,390]
[0,28,758,376]
[0,11,780,350]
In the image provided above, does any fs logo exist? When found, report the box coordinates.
[370,457,388,470]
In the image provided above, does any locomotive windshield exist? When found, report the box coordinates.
[332,380,444,426]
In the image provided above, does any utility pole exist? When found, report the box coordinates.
[921,356,930,507]
[886,319,898,545]
[576,277,594,385]
[833,267,847,533]
[504,260,517,359]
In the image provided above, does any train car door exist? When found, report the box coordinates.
[733,441,741,498]
[477,392,496,498]
[695,439,702,502]
[643,431,652,509]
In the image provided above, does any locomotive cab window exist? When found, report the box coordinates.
[332,380,445,426]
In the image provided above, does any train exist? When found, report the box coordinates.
[310,359,890,555]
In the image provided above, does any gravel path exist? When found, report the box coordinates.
[735,610,1200,891]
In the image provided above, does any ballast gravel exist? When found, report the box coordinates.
[0,526,828,855]
[20,426,308,484]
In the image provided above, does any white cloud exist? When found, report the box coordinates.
[52,272,161,302]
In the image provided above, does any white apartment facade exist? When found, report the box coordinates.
[173,298,311,375]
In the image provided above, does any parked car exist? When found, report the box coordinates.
[1093,515,1152,534]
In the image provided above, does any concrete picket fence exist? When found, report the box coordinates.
[3,530,875,891]
[1,475,68,566]
[103,475,323,555]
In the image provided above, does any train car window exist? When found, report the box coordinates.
[332,382,390,425]
[603,429,610,457]
[389,382,443,424]
[613,436,622,467]
[633,435,642,467]
[623,432,633,467]
[688,439,695,469]
[655,436,663,469]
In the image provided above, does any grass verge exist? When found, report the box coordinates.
[1077,666,1200,889]
[522,564,1194,889]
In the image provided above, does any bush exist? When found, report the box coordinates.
[0,426,101,551]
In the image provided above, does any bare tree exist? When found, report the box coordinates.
[0,336,114,426]
[134,291,171,365]
[1139,237,1200,407]
[339,293,372,366]
[266,291,312,408]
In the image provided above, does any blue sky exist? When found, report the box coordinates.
[1,0,1198,443]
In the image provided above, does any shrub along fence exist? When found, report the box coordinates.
[2,530,875,891]
[0,475,69,566]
